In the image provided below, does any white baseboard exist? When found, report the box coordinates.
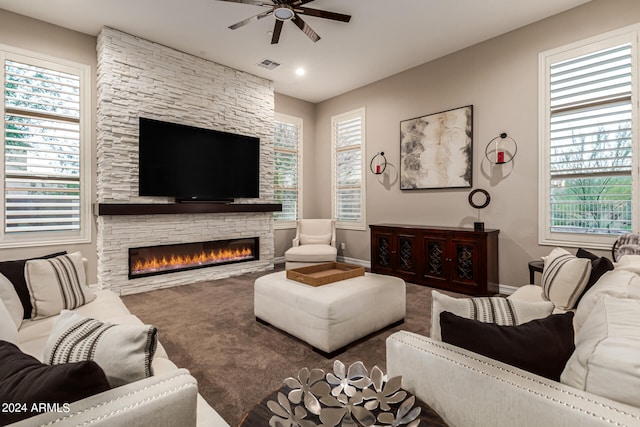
[274,256,285,265]
[337,256,371,269]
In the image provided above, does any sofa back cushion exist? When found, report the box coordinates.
[574,266,640,329]
[0,300,17,344]
[0,273,23,328]
[561,296,640,408]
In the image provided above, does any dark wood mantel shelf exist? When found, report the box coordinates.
[95,203,282,216]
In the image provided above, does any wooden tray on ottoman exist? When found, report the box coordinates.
[286,262,365,286]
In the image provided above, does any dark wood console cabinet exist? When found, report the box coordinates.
[370,224,499,295]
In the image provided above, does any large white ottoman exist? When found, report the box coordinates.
[254,271,406,355]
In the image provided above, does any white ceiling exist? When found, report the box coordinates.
[0,0,591,103]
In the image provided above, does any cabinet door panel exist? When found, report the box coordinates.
[422,235,448,285]
[371,231,394,274]
[450,238,481,289]
[396,233,418,280]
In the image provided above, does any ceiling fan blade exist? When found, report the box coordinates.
[296,7,351,22]
[292,15,320,42]
[228,9,273,30]
[271,19,283,44]
[291,0,316,6]
[218,0,273,5]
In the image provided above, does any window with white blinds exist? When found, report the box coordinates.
[274,113,302,226]
[331,107,366,230]
[1,47,90,247]
[540,28,639,247]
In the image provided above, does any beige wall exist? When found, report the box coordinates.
[313,0,640,287]
[0,10,98,281]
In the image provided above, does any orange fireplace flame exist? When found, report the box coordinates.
[132,247,253,274]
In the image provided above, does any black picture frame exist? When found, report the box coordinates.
[400,105,473,190]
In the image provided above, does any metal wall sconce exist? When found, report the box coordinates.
[485,133,517,165]
[370,152,387,174]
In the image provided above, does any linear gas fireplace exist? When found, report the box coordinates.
[128,237,259,279]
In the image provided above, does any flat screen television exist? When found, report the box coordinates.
[138,117,260,201]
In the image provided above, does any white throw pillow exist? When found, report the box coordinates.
[299,232,332,245]
[561,296,640,408]
[541,247,591,310]
[430,290,555,341]
[0,299,17,344]
[44,310,158,388]
[0,273,23,328]
[25,252,95,320]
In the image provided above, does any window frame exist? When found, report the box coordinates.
[331,107,366,231]
[0,44,92,248]
[539,25,640,250]
[273,112,303,230]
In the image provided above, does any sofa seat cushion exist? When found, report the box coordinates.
[284,244,337,263]
[0,340,111,425]
[561,296,640,408]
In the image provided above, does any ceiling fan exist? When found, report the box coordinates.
[220,0,351,44]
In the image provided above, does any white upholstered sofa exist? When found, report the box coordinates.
[1,256,228,427]
[387,254,640,427]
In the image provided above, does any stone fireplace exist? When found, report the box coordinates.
[96,28,276,295]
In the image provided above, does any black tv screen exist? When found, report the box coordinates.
[138,118,260,201]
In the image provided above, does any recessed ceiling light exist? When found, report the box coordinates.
[295,68,305,76]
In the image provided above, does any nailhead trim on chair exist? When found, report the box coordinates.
[390,332,640,426]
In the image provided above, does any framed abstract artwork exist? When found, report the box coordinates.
[400,105,473,190]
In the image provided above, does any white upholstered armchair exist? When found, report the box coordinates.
[284,219,337,270]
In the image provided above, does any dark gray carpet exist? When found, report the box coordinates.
[121,267,460,426]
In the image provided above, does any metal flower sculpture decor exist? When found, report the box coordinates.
[267,360,421,427]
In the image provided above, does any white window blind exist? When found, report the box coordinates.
[332,108,365,230]
[549,43,633,235]
[1,49,90,246]
[274,115,301,223]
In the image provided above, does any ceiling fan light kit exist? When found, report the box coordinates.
[273,6,294,21]
[221,0,351,44]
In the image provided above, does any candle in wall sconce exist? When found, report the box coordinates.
[485,132,518,166]
[369,152,387,175]
[496,134,506,164]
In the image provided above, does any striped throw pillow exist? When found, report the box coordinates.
[25,252,95,320]
[430,290,554,341]
[44,310,158,388]
[541,247,591,311]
